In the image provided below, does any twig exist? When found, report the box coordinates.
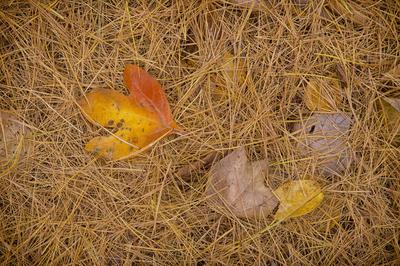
[336,64,348,88]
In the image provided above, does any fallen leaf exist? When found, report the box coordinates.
[293,113,353,176]
[123,65,179,130]
[274,180,324,221]
[380,97,400,146]
[79,65,180,160]
[206,147,278,218]
[219,52,247,86]
[210,52,249,101]
[211,52,253,102]
[0,111,31,164]
[304,78,342,112]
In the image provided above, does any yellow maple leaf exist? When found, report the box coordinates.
[79,65,180,160]
[304,78,342,112]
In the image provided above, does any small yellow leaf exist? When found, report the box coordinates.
[274,180,324,221]
[304,78,342,112]
[211,52,255,101]
[220,52,247,86]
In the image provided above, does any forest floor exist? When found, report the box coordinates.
[1,1,399,265]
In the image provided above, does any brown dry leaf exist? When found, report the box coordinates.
[206,147,278,218]
[328,0,369,25]
[0,111,31,164]
[293,113,353,176]
[273,180,324,221]
[380,97,400,146]
[304,78,342,112]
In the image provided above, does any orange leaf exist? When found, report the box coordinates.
[79,66,179,160]
[123,64,179,130]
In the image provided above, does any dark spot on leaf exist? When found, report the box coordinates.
[111,102,120,111]
[141,128,145,132]
[131,136,138,143]
[107,120,114,126]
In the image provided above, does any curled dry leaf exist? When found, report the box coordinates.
[293,113,353,176]
[79,65,180,160]
[304,78,342,112]
[206,147,278,218]
[380,97,400,146]
[273,180,324,221]
[0,111,31,163]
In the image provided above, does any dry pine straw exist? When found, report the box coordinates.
[0,0,399,265]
